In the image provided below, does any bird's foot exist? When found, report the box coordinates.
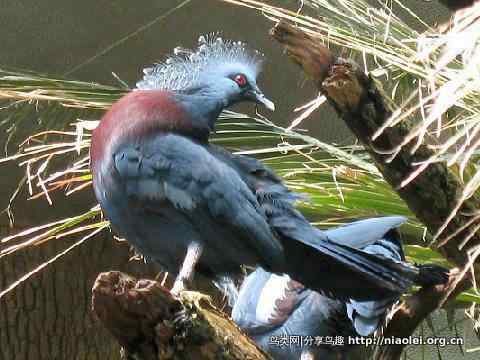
[170,291,212,331]
[172,307,190,327]
[177,290,212,309]
[170,278,211,309]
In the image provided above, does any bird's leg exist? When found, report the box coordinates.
[171,242,210,325]
[171,241,203,296]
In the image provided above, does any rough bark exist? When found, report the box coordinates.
[270,21,477,359]
[91,271,269,360]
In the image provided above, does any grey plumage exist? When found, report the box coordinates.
[111,134,285,273]
[231,217,406,360]
[326,218,405,336]
[205,144,446,300]
[91,35,448,309]
[232,268,353,360]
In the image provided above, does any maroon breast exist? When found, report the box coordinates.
[90,89,190,173]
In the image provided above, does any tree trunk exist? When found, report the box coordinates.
[0,230,154,360]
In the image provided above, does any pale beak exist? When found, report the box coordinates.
[247,87,275,111]
[255,91,275,111]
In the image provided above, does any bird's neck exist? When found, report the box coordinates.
[91,89,229,172]
[175,85,230,134]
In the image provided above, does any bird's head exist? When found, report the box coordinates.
[137,34,274,111]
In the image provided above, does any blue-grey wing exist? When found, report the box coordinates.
[325,216,407,249]
[207,146,421,299]
[113,133,284,269]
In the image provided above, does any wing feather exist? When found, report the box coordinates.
[113,133,285,269]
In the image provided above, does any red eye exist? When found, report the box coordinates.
[234,74,248,87]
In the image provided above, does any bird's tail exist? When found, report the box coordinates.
[254,175,449,301]
[279,236,417,301]
[415,263,450,287]
[346,232,449,336]
[343,262,449,337]
[269,208,448,301]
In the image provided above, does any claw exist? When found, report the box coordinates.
[178,290,212,308]
[172,308,189,326]
[171,291,211,328]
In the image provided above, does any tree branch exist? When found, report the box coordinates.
[270,21,476,359]
[376,268,469,359]
[91,271,269,360]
